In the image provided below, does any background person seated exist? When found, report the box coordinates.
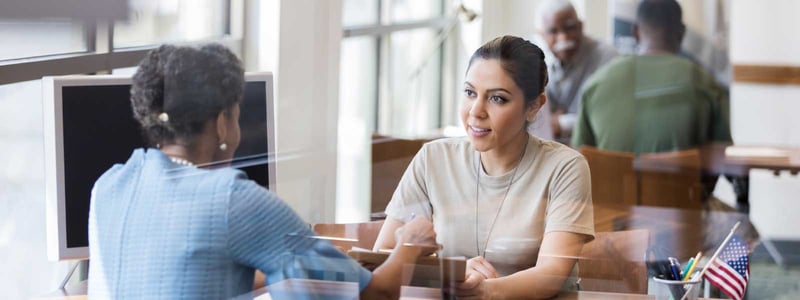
[571,0,731,154]
[537,0,617,144]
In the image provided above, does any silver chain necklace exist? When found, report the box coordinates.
[475,137,529,258]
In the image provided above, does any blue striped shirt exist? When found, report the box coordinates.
[88,149,370,299]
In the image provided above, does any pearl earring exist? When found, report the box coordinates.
[219,143,228,151]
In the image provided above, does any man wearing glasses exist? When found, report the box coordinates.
[537,0,617,144]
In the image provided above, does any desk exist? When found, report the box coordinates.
[700,143,800,212]
[38,278,722,299]
[701,143,800,176]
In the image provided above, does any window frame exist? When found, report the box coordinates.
[341,0,449,133]
[0,0,243,85]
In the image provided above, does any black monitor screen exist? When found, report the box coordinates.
[61,81,271,249]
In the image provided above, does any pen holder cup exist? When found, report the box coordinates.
[653,277,701,300]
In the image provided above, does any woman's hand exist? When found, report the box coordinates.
[448,256,498,299]
[452,271,496,299]
[465,256,499,280]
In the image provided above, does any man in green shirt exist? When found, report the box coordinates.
[571,0,731,154]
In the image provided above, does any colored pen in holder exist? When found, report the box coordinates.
[666,257,686,298]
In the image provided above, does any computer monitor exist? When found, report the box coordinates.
[43,72,276,261]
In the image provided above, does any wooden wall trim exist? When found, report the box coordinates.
[733,64,800,85]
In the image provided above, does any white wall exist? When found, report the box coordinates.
[749,169,800,239]
[729,0,800,240]
[277,0,342,223]
[729,0,800,147]
[574,0,610,43]
[480,0,537,42]
[730,1,800,66]
[245,0,342,223]
[730,84,800,146]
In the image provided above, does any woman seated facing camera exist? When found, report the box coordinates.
[87,44,436,299]
[373,36,595,299]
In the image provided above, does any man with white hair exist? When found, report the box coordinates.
[537,0,617,143]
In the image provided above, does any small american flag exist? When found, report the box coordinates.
[704,235,749,300]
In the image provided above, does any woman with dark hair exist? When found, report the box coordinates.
[87,44,436,299]
[374,36,594,299]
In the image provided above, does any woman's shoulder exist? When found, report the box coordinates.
[94,149,147,186]
[534,137,587,165]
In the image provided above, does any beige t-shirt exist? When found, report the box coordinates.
[385,135,595,276]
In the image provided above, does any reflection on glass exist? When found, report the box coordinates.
[381,28,441,136]
[0,80,62,299]
[342,0,379,27]
[0,20,85,60]
[114,0,227,48]
[111,67,138,76]
[389,0,443,23]
[337,37,377,222]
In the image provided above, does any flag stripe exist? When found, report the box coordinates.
[706,269,741,296]
[709,260,746,291]
[706,277,742,300]
[708,266,745,298]
[706,270,744,300]
[716,260,747,287]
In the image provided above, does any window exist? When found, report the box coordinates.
[337,0,448,222]
[340,0,447,137]
[114,0,229,48]
[389,0,444,23]
[0,20,86,60]
[382,27,442,135]
[0,0,238,85]
[342,0,379,27]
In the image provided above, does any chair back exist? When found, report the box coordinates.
[371,135,429,215]
[582,146,704,209]
[581,146,638,206]
[635,149,703,209]
[577,229,650,294]
[312,221,385,251]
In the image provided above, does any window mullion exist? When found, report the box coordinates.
[84,21,97,53]
[94,20,113,73]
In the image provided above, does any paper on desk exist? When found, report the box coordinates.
[725,146,791,159]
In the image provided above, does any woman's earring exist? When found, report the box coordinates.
[219,143,228,151]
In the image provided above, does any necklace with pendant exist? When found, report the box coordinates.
[475,137,529,258]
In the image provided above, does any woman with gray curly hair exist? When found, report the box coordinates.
[87,43,435,299]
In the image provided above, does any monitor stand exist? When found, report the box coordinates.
[59,259,88,290]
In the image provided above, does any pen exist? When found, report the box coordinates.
[668,257,682,280]
[683,251,703,282]
[681,257,695,280]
